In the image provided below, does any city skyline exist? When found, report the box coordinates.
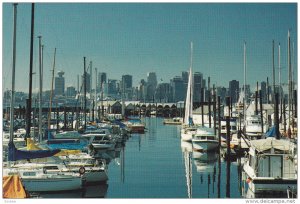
[2,3,297,93]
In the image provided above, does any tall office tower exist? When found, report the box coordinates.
[155,83,172,102]
[82,73,91,93]
[121,75,133,89]
[193,72,203,103]
[97,72,107,93]
[146,72,157,101]
[229,80,239,103]
[55,71,65,96]
[170,76,185,102]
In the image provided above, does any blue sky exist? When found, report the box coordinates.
[2,3,297,93]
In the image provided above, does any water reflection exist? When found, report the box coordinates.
[36,183,108,198]
[82,183,108,198]
[181,140,220,198]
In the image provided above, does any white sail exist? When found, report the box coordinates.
[184,42,193,125]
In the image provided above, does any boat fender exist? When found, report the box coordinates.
[79,166,85,175]
[246,177,252,183]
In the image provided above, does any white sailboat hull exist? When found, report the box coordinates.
[21,176,83,192]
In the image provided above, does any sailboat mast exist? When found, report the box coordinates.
[278,43,281,100]
[38,36,42,141]
[84,57,87,130]
[95,67,97,120]
[9,3,18,142]
[243,41,246,127]
[26,3,35,139]
[287,30,291,127]
[48,48,56,129]
[190,42,193,120]
[272,40,276,99]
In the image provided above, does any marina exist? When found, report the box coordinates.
[2,2,298,201]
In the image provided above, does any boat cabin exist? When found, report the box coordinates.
[246,138,296,179]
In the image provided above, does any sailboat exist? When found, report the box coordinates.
[3,4,83,193]
[181,42,196,142]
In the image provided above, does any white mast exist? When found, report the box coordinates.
[287,30,291,127]
[278,43,281,98]
[48,48,56,129]
[243,41,247,127]
[95,67,97,120]
[38,36,43,141]
[9,3,18,143]
[190,42,193,119]
[184,42,193,125]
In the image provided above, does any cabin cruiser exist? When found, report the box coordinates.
[82,129,116,151]
[59,152,108,183]
[244,115,268,140]
[3,162,83,192]
[191,126,219,152]
[243,137,297,193]
[125,118,145,133]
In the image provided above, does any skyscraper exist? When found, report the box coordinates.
[108,79,118,95]
[170,76,185,102]
[193,72,203,103]
[182,71,188,84]
[146,72,157,101]
[155,83,172,102]
[121,75,132,90]
[82,73,91,93]
[98,72,107,86]
[229,80,239,103]
[66,86,76,97]
[55,71,65,96]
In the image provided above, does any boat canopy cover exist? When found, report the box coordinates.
[250,137,294,152]
[265,126,276,137]
[26,138,82,156]
[47,140,88,151]
[3,175,27,198]
[8,141,60,161]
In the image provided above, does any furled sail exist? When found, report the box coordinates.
[8,141,60,161]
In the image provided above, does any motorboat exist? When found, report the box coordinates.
[125,118,145,133]
[3,131,26,147]
[83,129,116,151]
[58,152,108,183]
[243,137,297,193]
[163,117,182,125]
[3,162,83,192]
[191,127,219,152]
[244,115,268,140]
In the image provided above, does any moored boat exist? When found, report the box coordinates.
[243,137,297,193]
[191,127,218,152]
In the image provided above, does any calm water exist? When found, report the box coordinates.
[37,117,247,198]
[106,117,243,198]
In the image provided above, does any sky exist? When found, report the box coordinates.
[2,2,297,93]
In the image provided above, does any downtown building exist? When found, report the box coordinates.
[55,71,65,96]
[146,72,157,101]
[229,80,239,103]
